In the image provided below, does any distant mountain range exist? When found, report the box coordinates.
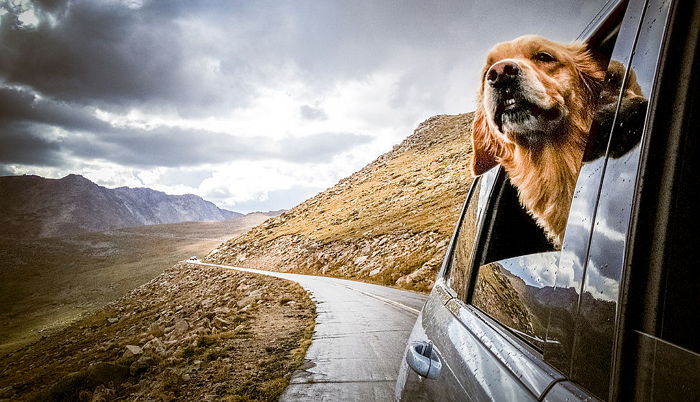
[0,174,242,238]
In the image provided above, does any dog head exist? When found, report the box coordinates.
[471,35,604,175]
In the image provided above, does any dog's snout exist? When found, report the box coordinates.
[486,61,520,87]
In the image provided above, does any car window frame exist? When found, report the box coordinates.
[433,0,645,397]
[440,166,500,300]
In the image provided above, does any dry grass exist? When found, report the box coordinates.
[0,213,276,356]
[258,114,472,243]
[0,264,315,401]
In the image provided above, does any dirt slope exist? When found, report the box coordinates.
[0,263,315,401]
[207,114,475,291]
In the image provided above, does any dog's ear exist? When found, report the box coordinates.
[569,43,606,102]
[470,105,499,176]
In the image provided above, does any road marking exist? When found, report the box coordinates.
[342,285,420,315]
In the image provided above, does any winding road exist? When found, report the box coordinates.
[189,261,428,401]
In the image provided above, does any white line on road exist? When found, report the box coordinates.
[342,285,420,315]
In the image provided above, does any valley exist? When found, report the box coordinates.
[0,213,279,355]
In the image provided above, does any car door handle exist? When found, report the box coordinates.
[406,341,442,379]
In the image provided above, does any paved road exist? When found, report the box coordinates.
[189,261,428,401]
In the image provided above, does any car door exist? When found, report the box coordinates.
[396,1,654,400]
[396,166,559,401]
[595,0,700,399]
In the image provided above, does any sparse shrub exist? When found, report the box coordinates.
[197,335,217,347]
[181,346,197,358]
[205,349,225,361]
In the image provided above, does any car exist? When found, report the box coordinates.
[395,0,700,400]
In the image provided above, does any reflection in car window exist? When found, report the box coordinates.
[567,0,669,398]
[472,252,559,350]
[447,178,483,300]
[543,0,648,394]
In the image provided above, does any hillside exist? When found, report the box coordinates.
[207,114,474,291]
[0,174,242,238]
[0,212,280,355]
[0,263,314,400]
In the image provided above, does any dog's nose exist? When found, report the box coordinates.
[486,61,520,86]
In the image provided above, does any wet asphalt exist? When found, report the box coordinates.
[189,261,428,401]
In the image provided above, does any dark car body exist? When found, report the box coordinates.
[396,0,700,400]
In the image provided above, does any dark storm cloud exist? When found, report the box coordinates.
[0,87,105,131]
[0,0,610,178]
[64,126,372,167]
[1,0,609,115]
[0,86,371,167]
[0,0,257,115]
[0,121,63,165]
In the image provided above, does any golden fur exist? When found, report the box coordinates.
[471,35,606,246]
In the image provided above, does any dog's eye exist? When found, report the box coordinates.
[534,52,556,62]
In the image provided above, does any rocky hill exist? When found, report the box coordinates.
[207,114,475,292]
[0,174,241,238]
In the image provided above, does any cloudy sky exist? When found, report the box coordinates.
[0,0,607,212]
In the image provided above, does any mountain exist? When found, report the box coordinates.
[207,114,474,292]
[0,174,242,238]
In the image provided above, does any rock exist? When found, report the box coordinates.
[236,289,263,308]
[354,256,368,265]
[172,320,189,337]
[143,337,165,355]
[212,317,230,328]
[213,306,231,315]
[369,267,382,276]
[106,317,119,324]
[129,355,155,376]
[122,345,142,359]
[182,373,191,381]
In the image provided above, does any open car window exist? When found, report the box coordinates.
[450,2,628,358]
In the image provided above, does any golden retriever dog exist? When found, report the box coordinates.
[471,35,606,247]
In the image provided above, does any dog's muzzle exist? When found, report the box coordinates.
[486,61,562,141]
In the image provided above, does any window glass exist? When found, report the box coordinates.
[569,0,670,399]
[467,0,635,360]
[472,252,559,350]
[446,177,483,300]
[543,0,646,384]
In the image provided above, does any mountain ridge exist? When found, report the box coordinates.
[0,174,242,238]
[207,113,475,292]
